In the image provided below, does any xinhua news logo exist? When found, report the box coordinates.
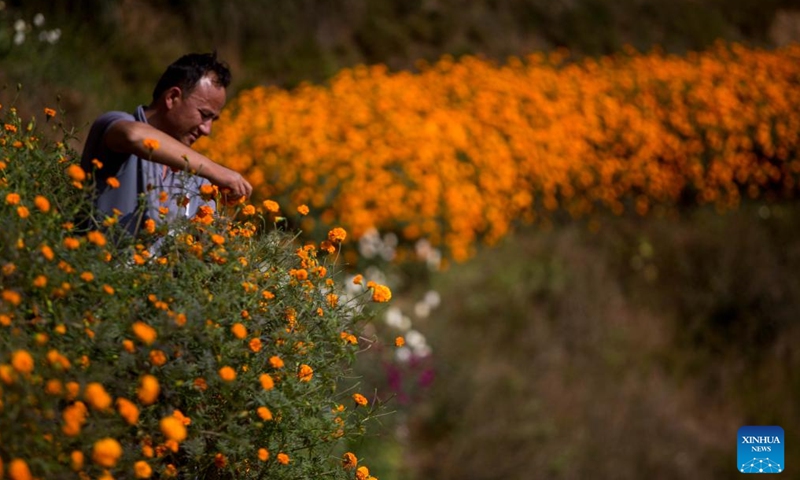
[738,426,784,474]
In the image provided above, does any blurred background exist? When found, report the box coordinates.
[3,1,800,478]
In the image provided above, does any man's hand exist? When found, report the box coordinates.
[205,162,253,200]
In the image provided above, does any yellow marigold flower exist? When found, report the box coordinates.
[142,138,160,151]
[342,452,358,470]
[356,466,370,480]
[277,453,290,465]
[297,204,309,215]
[84,382,112,410]
[249,338,263,353]
[11,350,34,375]
[269,356,284,369]
[371,284,392,303]
[298,364,313,382]
[33,195,50,212]
[132,321,157,345]
[2,289,22,306]
[149,349,167,366]
[328,227,347,243]
[92,438,123,468]
[63,237,80,250]
[256,406,273,421]
[66,164,86,182]
[16,206,29,218]
[117,398,140,425]
[44,107,57,119]
[263,199,279,212]
[352,393,368,407]
[32,275,47,288]
[160,416,187,442]
[259,373,275,390]
[137,374,160,405]
[134,460,152,479]
[395,336,405,347]
[218,366,236,382]
[5,192,20,205]
[87,230,107,247]
[106,177,120,189]
[70,450,84,471]
[258,448,270,462]
[8,458,32,480]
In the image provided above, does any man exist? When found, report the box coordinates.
[81,52,252,233]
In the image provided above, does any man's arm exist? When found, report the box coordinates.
[104,120,252,199]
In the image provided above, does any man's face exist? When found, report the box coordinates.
[164,75,226,146]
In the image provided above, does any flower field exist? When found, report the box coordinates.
[198,42,800,261]
[0,107,389,479]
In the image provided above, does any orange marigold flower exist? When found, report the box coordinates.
[326,293,339,308]
[2,289,22,306]
[44,378,63,395]
[342,452,358,470]
[63,237,80,250]
[356,466,370,480]
[199,184,217,200]
[134,460,153,479]
[143,138,160,151]
[80,271,95,282]
[340,332,358,345]
[5,192,20,205]
[16,206,29,218]
[395,336,405,347]
[87,230,107,247]
[41,245,54,261]
[231,323,247,339]
[44,107,57,119]
[269,356,284,369]
[328,227,347,243]
[137,375,160,405]
[106,177,120,189]
[33,195,50,212]
[297,204,309,215]
[371,284,392,303]
[258,448,270,462]
[320,240,335,254]
[32,275,47,288]
[256,406,273,421]
[276,453,290,465]
[160,416,187,442]
[298,364,313,382]
[214,453,227,468]
[259,373,275,390]
[8,459,33,480]
[117,397,140,425]
[66,164,86,182]
[11,350,34,374]
[103,284,115,295]
[132,321,157,345]
[70,450,84,471]
[149,349,167,366]
[84,382,112,410]
[92,438,123,468]
[249,338,263,353]
[65,381,80,400]
[218,366,236,382]
[141,219,156,235]
[242,204,256,215]
[92,158,104,169]
[352,393,368,407]
[263,199,279,212]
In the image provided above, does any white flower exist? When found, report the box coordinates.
[33,13,44,27]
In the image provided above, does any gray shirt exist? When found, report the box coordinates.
[81,105,215,234]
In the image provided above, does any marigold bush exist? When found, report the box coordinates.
[197,42,800,261]
[0,106,389,478]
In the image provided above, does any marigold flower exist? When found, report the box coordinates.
[326,293,339,307]
[199,184,217,200]
[16,206,29,218]
[277,453,290,465]
[44,378,63,395]
[298,364,314,382]
[256,406,273,421]
[10,350,33,374]
[218,366,236,382]
[132,321,157,345]
[259,373,275,390]
[340,331,358,345]
[117,397,140,425]
[371,284,392,303]
[32,195,50,213]
[149,349,167,366]
[160,416,187,442]
[2,289,22,306]
[143,138,160,151]
[87,230,107,247]
[84,382,112,410]
[320,240,336,254]
[242,204,256,215]
[70,450,84,471]
[297,204,309,215]
[0,314,11,326]
[103,284,115,295]
[137,374,160,405]
[80,271,94,282]
[8,459,32,480]
[5,192,20,205]
[258,448,270,461]
[0,364,15,384]
[211,234,225,245]
[66,164,86,182]
[328,227,347,243]
[92,438,123,468]
[164,464,177,477]
[106,177,120,188]
[249,338,263,353]
[92,158,104,169]
[352,393,368,407]
[32,275,47,288]
[44,107,57,119]
[342,452,358,470]
[214,453,227,468]
[40,244,54,261]
[263,199,279,212]
[65,381,80,400]
[395,336,405,347]
[356,466,370,480]
[134,460,152,479]
[63,237,80,250]
[269,356,284,369]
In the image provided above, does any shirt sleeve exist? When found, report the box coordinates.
[80,111,136,177]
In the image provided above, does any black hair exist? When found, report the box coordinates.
[151,51,232,103]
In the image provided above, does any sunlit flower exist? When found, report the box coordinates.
[92,438,123,468]
[277,453,290,465]
[356,466,370,480]
[8,459,32,480]
[10,349,34,374]
[298,364,314,382]
[84,382,112,410]
[16,206,29,218]
[395,336,405,347]
[297,204,309,215]
[258,448,270,462]
[256,406,273,421]
[63,237,80,250]
[5,192,20,205]
[117,398,140,425]
[342,452,358,470]
[134,460,152,479]
[143,138,160,151]
[269,356,284,369]
[87,230,107,247]
[218,366,236,382]
[106,177,120,189]
[352,393,368,407]
[259,373,275,390]
[263,199,279,212]
[132,321,157,345]
[160,416,187,442]
[371,284,392,302]
[33,195,50,212]
[249,338,263,353]
[137,375,160,405]
[66,164,86,182]
[149,349,167,366]
[327,227,347,243]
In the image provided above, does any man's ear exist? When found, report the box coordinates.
[164,86,183,110]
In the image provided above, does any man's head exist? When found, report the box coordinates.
[150,52,232,146]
